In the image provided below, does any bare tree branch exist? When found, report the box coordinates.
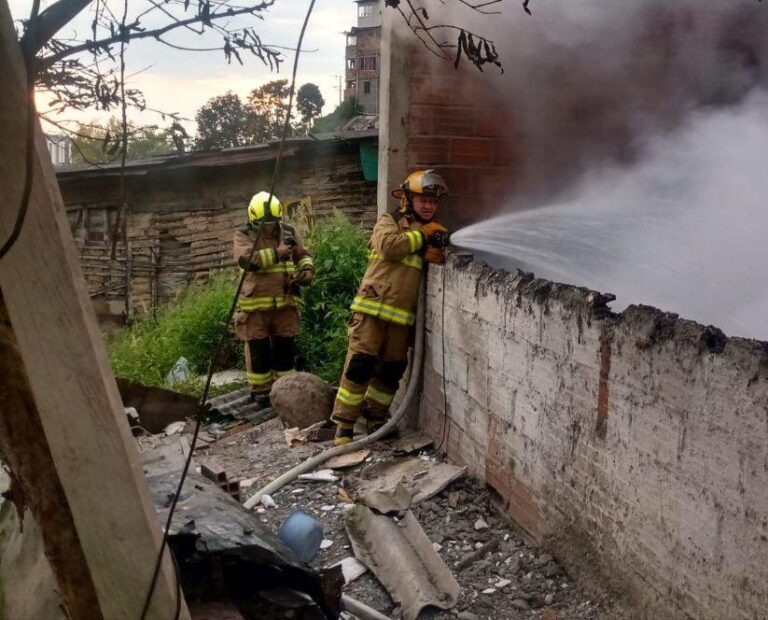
[37,0,277,68]
[21,0,93,57]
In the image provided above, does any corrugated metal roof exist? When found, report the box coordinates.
[55,129,377,179]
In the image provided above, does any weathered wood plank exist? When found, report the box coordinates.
[0,4,188,617]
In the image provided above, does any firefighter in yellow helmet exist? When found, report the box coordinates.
[331,170,450,445]
[233,191,315,405]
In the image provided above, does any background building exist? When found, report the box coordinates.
[343,0,382,114]
[45,134,71,166]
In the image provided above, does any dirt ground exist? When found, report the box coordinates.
[192,417,629,620]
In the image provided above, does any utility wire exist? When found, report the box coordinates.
[138,1,317,617]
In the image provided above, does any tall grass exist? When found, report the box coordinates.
[108,212,369,392]
[108,270,243,389]
[297,212,369,382]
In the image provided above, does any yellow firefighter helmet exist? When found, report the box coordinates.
[247,191,283,224]
[392,169,449,212]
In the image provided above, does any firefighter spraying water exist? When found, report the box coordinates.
[331,169,451,446]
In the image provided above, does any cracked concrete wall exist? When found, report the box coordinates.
[418,254,768,620]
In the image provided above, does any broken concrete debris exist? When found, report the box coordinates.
[390,432,433,455]
[345,456,466,508]
[362,481,413,514]
[298,469,339,483]
[200,459,241,502]
[345,505,460,620]
[141,439,341,617]
[326,449,371,470]
[329,556,368,584]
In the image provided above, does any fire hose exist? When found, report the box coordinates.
[243,278,427,510]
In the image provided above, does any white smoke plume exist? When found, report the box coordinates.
[429,0,768,204]
[453,90,768,340]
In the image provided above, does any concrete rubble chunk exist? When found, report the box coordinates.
[326,449,371,470]
[363,481,413,514]
[391,432,434,455]
[346,457,466,508]
[345,505,460,620]
[270,372,334,429]
[164,421,186,436]
[328,557,368,584]
[297,469,339,483]
[474,518,489,531]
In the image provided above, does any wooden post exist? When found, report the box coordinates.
[0,3,188,618]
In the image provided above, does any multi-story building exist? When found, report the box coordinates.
[343,0,382,114]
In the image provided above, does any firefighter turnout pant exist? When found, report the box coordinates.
[234,306,299,394]
[331,312,410,434]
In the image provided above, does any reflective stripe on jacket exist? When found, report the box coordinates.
[350,213,426,326]
[233,221,314,312]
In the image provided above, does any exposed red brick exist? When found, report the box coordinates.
[475,106,515,138]
[409,104,432,135]
[409,137,451,166]
[475,169,516,197]
[449,137,495,166]
[430,105,476,136]
[494,139,525,167]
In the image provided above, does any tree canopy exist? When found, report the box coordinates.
[195,80,325,150]
[68,118,186,164]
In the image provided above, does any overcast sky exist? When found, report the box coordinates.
[9,0,353,130]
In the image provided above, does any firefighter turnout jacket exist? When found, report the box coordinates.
[233,221,314,314]
[331,211,435,437]
[351,212,426,326]
[233,221,315,393]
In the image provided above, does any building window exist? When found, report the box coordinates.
[363,81,371,95]
[360,56,377,71]
[347,34,357,46]
[347,80,355,90]
[347,58,356,70]
[358,4,373,18]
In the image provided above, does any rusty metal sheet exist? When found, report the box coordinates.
[346,457,466,507]
[344,505,459,620]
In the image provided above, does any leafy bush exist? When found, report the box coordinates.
[108,270,243,390]
[108,212,369,392]
[298,212,369,382]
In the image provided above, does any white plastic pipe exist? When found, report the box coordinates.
[341,594,393,620]
[244,280,426,510]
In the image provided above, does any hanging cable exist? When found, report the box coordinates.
[435,264,450,454]
[138,1,317,617]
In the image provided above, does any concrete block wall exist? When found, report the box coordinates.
[419,255,768,620]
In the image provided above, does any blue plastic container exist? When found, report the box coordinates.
[277,509,324,563]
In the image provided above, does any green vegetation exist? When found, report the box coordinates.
[108,212,369,393]
[108,271,243,393]
[312,98,361,134]
[298,212,369,382]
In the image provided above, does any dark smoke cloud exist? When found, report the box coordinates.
[449,0,768,205]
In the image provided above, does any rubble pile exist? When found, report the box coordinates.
[190,407,628,620]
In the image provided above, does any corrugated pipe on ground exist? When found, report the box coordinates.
[243,279,426,509]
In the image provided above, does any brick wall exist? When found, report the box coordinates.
[419,255,768,620]
[404,50,522,230]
